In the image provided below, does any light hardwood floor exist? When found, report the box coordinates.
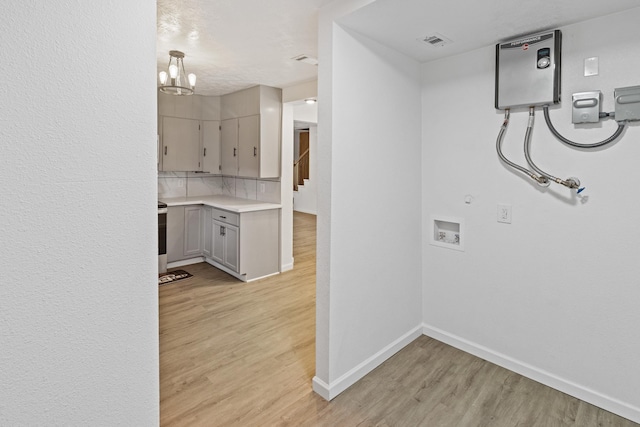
[160,212,637,426]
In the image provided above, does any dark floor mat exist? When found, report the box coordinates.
[159,270,193,286]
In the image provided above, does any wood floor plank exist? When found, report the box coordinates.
[160,212,638,426]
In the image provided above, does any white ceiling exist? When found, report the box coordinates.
[157,0,334,96]
[157,0,640,96]
[339,0,640,63]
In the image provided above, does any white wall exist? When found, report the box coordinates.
[293,102,318,123]
[0,2,158,425]
[421,9,640,422]
[315,0,423,399]
[281,104,295,271]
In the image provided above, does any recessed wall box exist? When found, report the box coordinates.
[572,91,601,124]
[495,30,562,110]
[430,216,464,252]
[615,85,640,122]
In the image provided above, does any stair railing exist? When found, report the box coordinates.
[293,148,310,191]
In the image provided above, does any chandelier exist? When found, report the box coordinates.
[158,50,196,95]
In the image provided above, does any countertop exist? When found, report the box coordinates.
[160,195,281,213]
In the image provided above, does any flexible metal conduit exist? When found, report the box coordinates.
[496,109,548,185]
[543,104,626,149]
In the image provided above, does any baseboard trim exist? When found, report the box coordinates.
[167,257,204,269]
[281,260,294,272]
[313,325,423,401]
[312,376,331,401]
[422,324,640,424]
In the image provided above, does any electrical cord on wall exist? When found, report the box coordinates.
[543,104,626,149]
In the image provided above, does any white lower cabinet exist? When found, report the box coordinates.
[209,207,279,281]
[183,206,203,257]
[212,220,239,272]
[202,206,212,258]
[167,206,185,263]
[167,206,204,263]
[166,203,280,282]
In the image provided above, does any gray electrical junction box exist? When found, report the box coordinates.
[615,85,640,122]
[572,91,601,124]
[495,30,562,110]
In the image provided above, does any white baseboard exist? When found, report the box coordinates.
[313,325,423,401]
[167,257,204,269]
[246,271,280,282]
[422,324,640,424]
[281,259,294,272]
[312,376,331,401]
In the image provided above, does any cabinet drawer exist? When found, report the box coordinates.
[211,208,239,226]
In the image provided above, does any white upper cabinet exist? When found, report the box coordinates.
[157,86,279,177]
[220,118,239,176]
[221,85,282,178]
[202,120,221,174]
[161,116,200,172]
[238,115,260,177]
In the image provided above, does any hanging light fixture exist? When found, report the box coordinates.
[158,50,196,95]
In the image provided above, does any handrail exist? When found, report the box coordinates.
[294,148,310,167]
[293,148,310,191]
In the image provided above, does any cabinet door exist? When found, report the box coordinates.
[202,120,221,174]
[162,117,201,171]
[183,206,202,257]
[166,206,185,263]
[224,224,240,273]
[212,220,225,265]
[202,207,212,258]
[220,118,238,175]
[238,115,260,178]
[212,220,239,272]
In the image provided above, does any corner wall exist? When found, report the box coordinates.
[0,2,158,425]
[421,8,640,422]
[315,0,423,398]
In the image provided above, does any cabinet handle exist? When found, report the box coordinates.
[253,146,257,157]
[220,226,226,236]
[204,148,207,157]
[233,147,237,157]
[164,146,167,155]
[220,215,226,219]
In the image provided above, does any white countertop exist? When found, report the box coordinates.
[160,195,281,213]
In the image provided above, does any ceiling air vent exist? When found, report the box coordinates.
[421,33,452,47]
[292,54,318,66]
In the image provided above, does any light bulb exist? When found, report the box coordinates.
[159,71,167,85]
[169,64,178,78]
[188,73,196,88]
[305,98,316,104]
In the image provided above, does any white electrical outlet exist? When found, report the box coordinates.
[497,204,512,224]
[259,183,266,193]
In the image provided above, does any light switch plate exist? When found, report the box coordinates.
[584,57,599,77]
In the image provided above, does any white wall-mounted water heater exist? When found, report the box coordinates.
[495,30,562,109]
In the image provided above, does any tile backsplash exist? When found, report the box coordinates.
[158,172,280,203]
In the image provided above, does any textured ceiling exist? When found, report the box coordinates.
[158,0,640,96]
[157,0,333,96]
[339,0,640,63]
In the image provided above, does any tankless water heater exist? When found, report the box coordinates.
[495,30,562,110]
